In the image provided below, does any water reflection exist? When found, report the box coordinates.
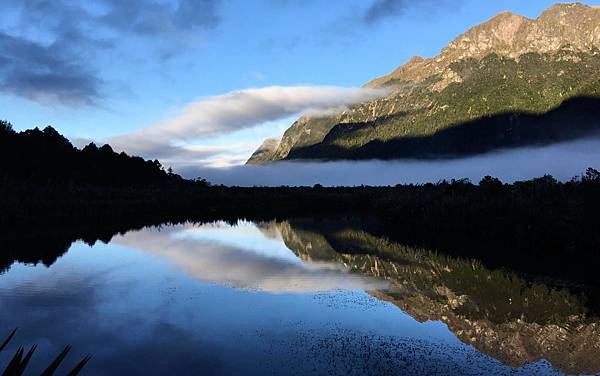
[112,221,387,293]
[0,220,594,375]
[274,219,600,375]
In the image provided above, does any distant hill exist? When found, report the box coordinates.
[0,121,178,186]
[249,3,600,163]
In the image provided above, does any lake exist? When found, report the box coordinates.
[0,220,598,375]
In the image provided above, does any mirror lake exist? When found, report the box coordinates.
[1,219,599,376]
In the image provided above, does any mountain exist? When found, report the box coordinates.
[246,137,281,165]
[249,3,600,164]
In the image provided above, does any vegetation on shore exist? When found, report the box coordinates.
[1,123,600,287]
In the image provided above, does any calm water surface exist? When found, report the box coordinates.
[0,221,588,375]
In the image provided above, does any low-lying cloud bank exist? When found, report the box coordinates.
[178,137,600,186]
[110,85,388,159]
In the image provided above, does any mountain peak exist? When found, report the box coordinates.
[489,10,524,22]
[453,10,528,48]
[366,3,600,89]
[542,2,596,15]
[539,2,599,21]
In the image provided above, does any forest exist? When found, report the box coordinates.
[1,122,600,287]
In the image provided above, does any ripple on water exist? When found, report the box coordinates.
[253,324,562,376]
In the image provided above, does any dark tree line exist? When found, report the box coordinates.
[1,123,600,287]
[0,121,180,186]
[375,169,600,285]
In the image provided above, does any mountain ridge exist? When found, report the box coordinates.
[249,2,600,164]
[367,2,600,89]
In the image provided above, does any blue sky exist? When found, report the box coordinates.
[2,0,598,168]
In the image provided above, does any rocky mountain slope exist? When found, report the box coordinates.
[249,3,600,163]
[246,138,280,165]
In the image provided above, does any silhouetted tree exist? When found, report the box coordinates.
[0,120,14,135]
[584,167,600,183]
[0,125,185,186]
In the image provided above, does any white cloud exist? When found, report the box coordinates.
[109,85,389,163]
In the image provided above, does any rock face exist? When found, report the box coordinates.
[250,3,600,163]
[271,219,600,375]
[246,137,280,164]
[368,4,600,89]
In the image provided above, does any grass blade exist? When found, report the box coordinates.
[15,345,37,375]
[1,331,91,376]
[2,346,23,376]
[0,330,17,353]
[65,355,91,376]
[39,346,71,376]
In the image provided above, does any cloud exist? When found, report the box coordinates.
[132,86,387,139]
[364,0,408,24]
[98,0,221,36]
[6,0,222,39]
[0,0,223,105]
[176,137,600,186]
[127,141,254,169]
[109,85,389,162]
[363,0,458,25]
[0,32,102,105]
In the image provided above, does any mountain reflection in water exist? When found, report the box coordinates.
[0,220,597,375]
[112,222,388,293]
[274,219,600,375]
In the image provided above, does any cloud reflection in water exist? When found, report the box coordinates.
[113,222,388,293]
